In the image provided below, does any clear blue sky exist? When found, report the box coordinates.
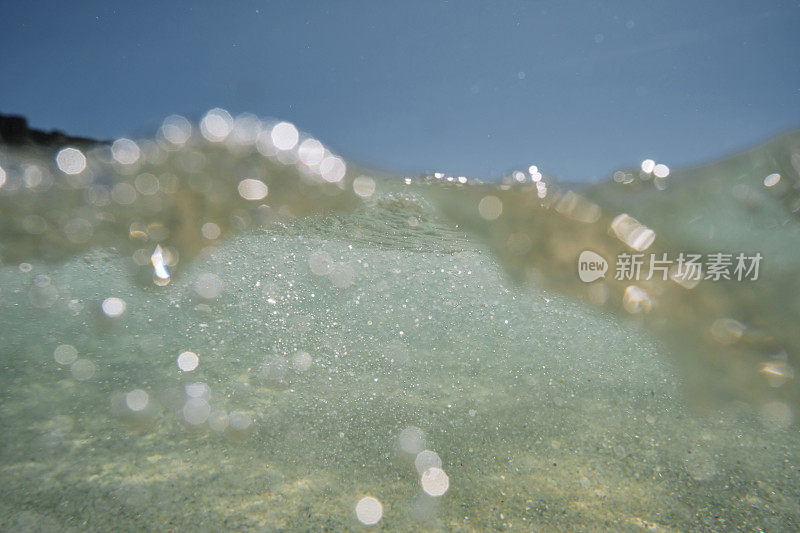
[1,1,799,181]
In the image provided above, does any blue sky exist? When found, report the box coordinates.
[1,1,799,181]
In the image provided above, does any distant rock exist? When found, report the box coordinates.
[0,113,105,147]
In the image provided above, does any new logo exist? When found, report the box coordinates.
[578,250,608,282]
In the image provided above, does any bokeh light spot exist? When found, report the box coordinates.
[56,148,86,175]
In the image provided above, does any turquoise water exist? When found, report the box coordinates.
[0,113,799,530]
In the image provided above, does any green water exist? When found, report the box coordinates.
[1,115,799,530]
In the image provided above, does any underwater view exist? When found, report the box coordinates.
[1,112,799,531]
[1,2,800,531]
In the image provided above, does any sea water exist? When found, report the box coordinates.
[0,110,798,530]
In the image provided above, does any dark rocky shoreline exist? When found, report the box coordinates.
[0,113,104,148]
